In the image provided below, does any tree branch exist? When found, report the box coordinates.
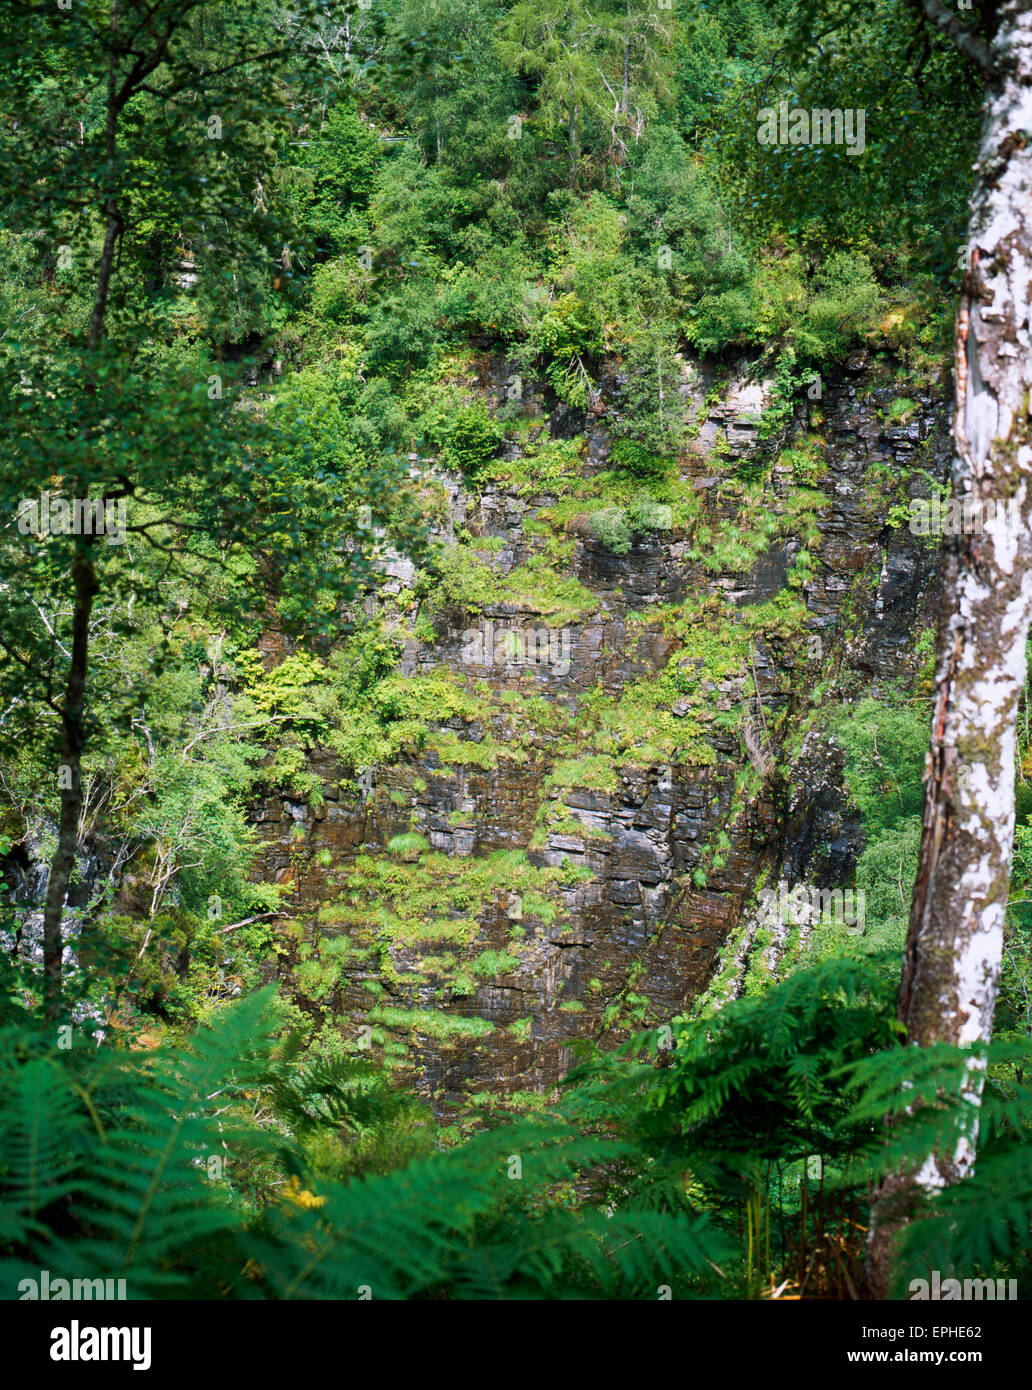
[906,0,993,72]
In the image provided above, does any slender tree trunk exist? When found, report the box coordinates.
[867,0,1032,1297]
[41,203,119,1014]
[41,1,125,1016]
[622,2,631,116]
[42,545,98,1019]
[568,93,580,188]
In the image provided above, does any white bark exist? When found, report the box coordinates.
[868,0,1032,1295]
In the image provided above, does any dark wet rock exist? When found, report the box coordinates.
[238,353,949,1111]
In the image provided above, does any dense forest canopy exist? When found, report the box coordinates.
[0,0,1029,1320]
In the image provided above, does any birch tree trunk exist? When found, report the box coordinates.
[866,0,1032,1297]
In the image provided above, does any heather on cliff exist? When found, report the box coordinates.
[0,0,1030,1313]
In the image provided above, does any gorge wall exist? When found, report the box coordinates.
[252,353,949,1114]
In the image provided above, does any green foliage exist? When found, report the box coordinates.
[589,507,634,555]
[523,293,606,401]
[0,987,277,1296]
[792,253,884,361]
[441,402,506,478]
[831,697,927,836]
[386,833,430,858]
[814,697,929,953]
[588,495,671,554]
[0,978,725,1300]
[293,102,381,255]
[564,959,1032,1297]
[610,437,670,479]
[470,950,519,977]
[626,126,758,355]
[0,0,1005,1310]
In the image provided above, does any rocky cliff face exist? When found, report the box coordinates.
[253,353,949,1112]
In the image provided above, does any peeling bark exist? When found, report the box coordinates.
[867,0,1032,1297]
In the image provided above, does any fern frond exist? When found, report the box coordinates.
[0,1053,89,1248]
[71,988,280,1295]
